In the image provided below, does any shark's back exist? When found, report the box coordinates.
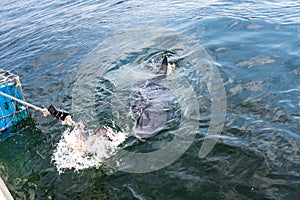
[130,56,181,139]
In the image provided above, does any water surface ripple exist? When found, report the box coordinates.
[0,0,299,199]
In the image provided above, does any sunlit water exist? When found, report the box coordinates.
[0,0,299,199]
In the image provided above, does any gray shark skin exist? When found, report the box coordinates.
[130,56,181,140]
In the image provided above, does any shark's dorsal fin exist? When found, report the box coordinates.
[157,56,168,75]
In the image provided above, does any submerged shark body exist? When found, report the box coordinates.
[78,56,180,143]
[130,56,181,140]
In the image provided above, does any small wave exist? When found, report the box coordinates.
[52,122,128,174]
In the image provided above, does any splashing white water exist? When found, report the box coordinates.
[52,122,128,174]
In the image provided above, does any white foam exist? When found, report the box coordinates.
[52,122,128,174]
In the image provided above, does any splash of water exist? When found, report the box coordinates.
[52,120,128,174]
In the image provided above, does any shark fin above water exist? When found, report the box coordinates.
[157,55,168,75]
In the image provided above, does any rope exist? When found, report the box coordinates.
[0,78,77,128]
[0,77,51,131]
[0,90,78,127]
[14,77,29,114]
[0,91,50,117]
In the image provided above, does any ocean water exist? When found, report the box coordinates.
[0,0,299,199]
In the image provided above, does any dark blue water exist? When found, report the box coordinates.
[0,0,299,199]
